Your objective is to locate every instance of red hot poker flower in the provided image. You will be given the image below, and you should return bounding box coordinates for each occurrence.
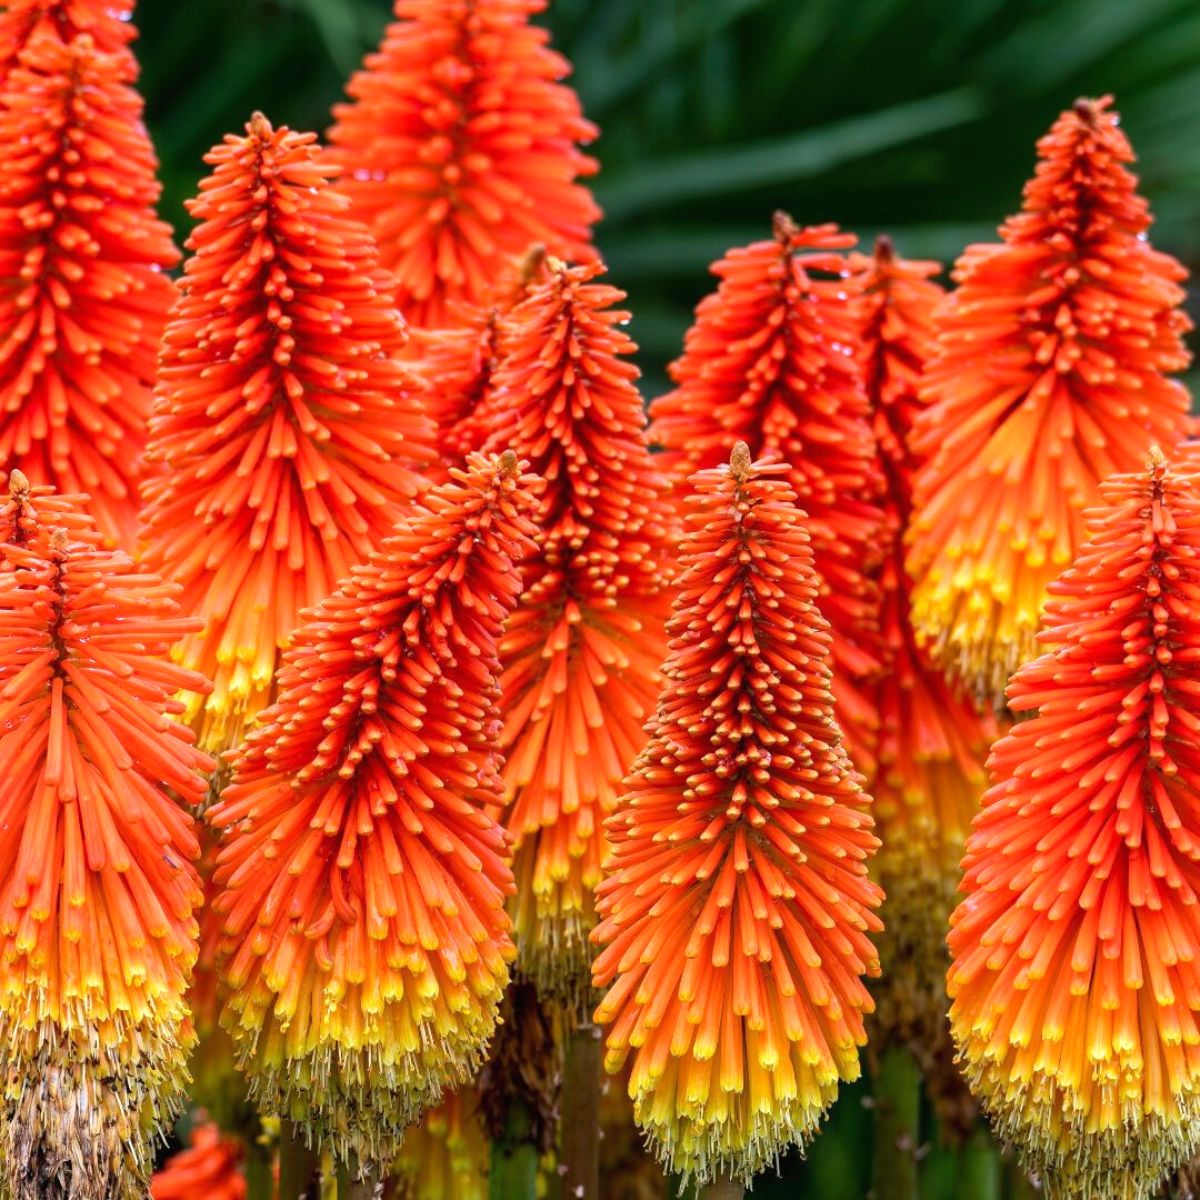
[0,511,211,1200]
[209,453,539,1170]
[907,96,1193,701]
[327,0,599,329]
[948,454,1200,1198]
[649,214,884,785]
[0,32,178,549]
[853,237,997,1070]
[140,114,435,752]
[0,0,136,84]
[593,445,883,1186]
[468,259,677,1010]
[150,1125,246,1200]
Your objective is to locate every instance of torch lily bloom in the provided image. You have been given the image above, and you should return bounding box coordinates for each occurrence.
[0,31,178,549]
[649,214,884,783]
[469,259,677,1011]
[854,237,996,1069]
[948,453,1200,1198]
[209,453,539,1169]
[151,1125,246,1200]
[392,1091,490,1200]
[0,494,211,1200]
[907,96,1193,701]
[0,0,137,84]
[140,113,435,752]
[327,0,599,329]
[592,445,883,1186]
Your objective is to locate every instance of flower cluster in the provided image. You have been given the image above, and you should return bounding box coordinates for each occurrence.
[208,453,539,1168]
[593,446,882,1185]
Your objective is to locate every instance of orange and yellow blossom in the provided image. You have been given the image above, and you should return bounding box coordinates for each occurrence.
[907,96,1193,701]
[592,446,882,1186]
[853,237,997,1059]
[150,1125,246,1200]
[140,114,435,752]
[467,259,676,1009]
[208,453,539,1168]
[648,214,884,784]
[0,30,178,549]
[948,454,1200,1198]
[327,0,598,329]
[0,487,211,1200]
[391,1091,490,1200]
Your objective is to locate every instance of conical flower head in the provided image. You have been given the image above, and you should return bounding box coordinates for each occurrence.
[392,1091,489,1200]
[0,31,178,549]
[947,454,1200,1199]
[327,0,599,328]
[592,446,883,1187]
[908,96,1193,701]
[209,453,539,1169]
[649,214,884,784]
[0,0,136,83]
[468,259,677,1010]
[140,113,436,752]
[150,1124,245,1200]
[0,502,211,1200]
[853,238,996,1073]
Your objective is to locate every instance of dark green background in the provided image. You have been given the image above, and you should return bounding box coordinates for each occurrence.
[137,0,1200,401]
[135,4,1199,1194]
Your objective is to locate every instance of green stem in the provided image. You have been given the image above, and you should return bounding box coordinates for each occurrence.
[488,1097,539,1200]
[244,1137,277,1200]
[278,1122,318,1200]
[871,1046,922,1200]
[698,1177,744,1200]
[559,1022,602,1200]
[956,1128,1000,1200]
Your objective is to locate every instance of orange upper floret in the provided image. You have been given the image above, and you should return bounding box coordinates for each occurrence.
[650,215,884,784]
[327,0,599,329]
[0,32,177,549]
[140,114,435,752]
[907,97,1193,701]
[465,259,677,1008]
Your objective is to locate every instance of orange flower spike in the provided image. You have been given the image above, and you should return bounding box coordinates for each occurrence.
[649,213,884,784]
[412,245,549,480]
[327,0,599,329]
[151,1125,246,1200]
[0,32,178,549]
[470,259,677,1009]
[947,453,1200,1198]
[592,444,883,1186]
[908,96,1193,701]
[141,113,436,752]
[0,0,137,84]
[0,516,211,1200]
[853,237,996,1051]
[392,1091,490,1200]
[209,452,540,1169]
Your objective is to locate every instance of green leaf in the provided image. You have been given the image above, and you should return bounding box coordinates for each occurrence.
[595,88,986,220]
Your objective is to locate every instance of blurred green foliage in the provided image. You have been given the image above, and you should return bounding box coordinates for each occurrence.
[135,1,1200,1194]
[139,0,1200,395]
